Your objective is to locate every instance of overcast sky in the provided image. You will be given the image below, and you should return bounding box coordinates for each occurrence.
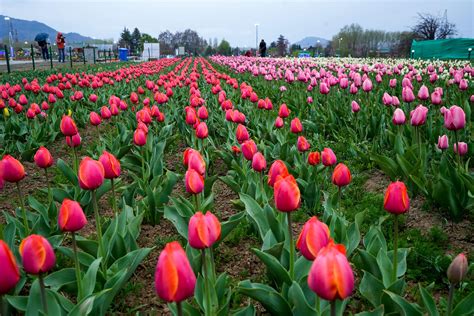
[2,0,473,46]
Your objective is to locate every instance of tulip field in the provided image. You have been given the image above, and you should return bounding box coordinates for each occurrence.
[0,56,473,315]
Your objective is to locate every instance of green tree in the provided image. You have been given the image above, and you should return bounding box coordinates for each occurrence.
[217,39,231,56]
[276,35,288,57]
[131,27,141,55]
[119,27,132,49]
[204,45,215,56]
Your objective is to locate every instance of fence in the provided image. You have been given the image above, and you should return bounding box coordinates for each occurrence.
[1,44,121,74]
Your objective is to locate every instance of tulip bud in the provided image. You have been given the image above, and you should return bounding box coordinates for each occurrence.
[188,211,221,249]
[78,157,105,190]
[410,105,428,126]
[332,163,352,187]
[392,108,406,125]
[20,234,56,274]
[290,118,303,134]
[308,152,321,165]
[241,140,258,161]
[443,105,466,131]
[351,101,360,113]
[278,104,290,118]
[447,253,468,284]
[275,117,284,128]
[267,160,289,187]
[58,199,87,232]
[321,148,337,166]
[296,217,330,260]
[236,124,250,144]
[155,241,196,302]
[308,242,354,301]
[437,135,449,150]
[297,136,310,152]
[384,181,409,214]
[0,240,20,294]
[274,174,300,212]
[60,115,78,136]
[34,146,53,169]
[453,142,468,156]
[133,128,147,146]
[195,122,208,139]
[252,152,267,172]
[99,151,121,179]
[185,168,204,194]
[89,111,102,126]
[66,133,82,148]
[1,155,25,182]
[417,85,429,100]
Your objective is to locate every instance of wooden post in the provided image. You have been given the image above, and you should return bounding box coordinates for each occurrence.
[49,45,53,69]
[4,45,11,73]
[31,44,36,70]
[69,47,73,67]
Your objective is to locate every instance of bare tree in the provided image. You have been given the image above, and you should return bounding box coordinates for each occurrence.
[411,12,457,40]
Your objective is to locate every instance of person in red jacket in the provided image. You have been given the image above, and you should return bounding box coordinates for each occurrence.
[56,32,66,62]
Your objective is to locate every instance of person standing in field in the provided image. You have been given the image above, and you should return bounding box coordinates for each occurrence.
[37,40,49,60]
[259,39,267,57]
[56,32,66,63]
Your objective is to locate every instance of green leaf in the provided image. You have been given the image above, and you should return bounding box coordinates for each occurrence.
[252,248,292,286]
[232,305,255,316]
[239,193,269,241]
[418,284,439,316]
[57,158,78,186]
[359,271,384,307]
[287,281,315,315]
[82,258,102,298]
[68,296,95,316]
[355,305,385,316]
[383,290,422,316]
[44,268,76,290]
[237,280,292,315]
[452,291,474,316]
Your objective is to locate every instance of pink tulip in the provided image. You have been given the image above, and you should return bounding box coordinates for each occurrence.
[410,105,428,126]
[351,101,360,113]
[443,106,466,131]
[392,108,406,125]
[382,92,392,106]
[453,142,468,156]
[362,78,373,92]
[417,85,429,100]
[437,135,449,150]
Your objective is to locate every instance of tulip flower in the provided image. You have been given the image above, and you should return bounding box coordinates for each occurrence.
[443,105,465,131]
[66,133,82,148]
[392,108,406,125]
[1,155,29,232]
[100,106,112,120]
[446,253,468,314]
[362,78,373,92]
[321,148,337,166]
[20,234,56,275]
[34,146,54,202]
[332,163,352,187]
[290,118,303,134]
[384,181,409,282]
[351,101,360,113]
[99,151,121,214]
[382,92,393,106]
[188,211,221,249]
[0,240,20,295]
[308,151,321,165]
[184,149,206,176]
[410,104,428,126]
[155,241,196,305]
[195,122,208,139]
[274,117,284,128]
[431,91,442,105]
[296,217,330,260]
[417,85,429,100]
[453,142,468,156]
[236,124,250,144]
[252,152,267,172]
[185,168,204,195]
[308,242,354,304]
[402,87,415,103]
[297,136,310,152]
[278,103,290,118]
[60,115,78,136]
[241,140,258,161]
[133,128,147,146]
[267,160,289,187]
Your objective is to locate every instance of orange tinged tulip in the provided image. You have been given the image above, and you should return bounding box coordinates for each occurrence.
[34,147,53,169]
[185,169,204,194]
[308,152,320,165]
[332,163,352,187]
[321,148,337,166]
[308,242,354,301]
[267,160,289,187]
[58,199,87,232]
[274,174,300,212]
[78,157,105,190]
[19,234,56,275]
[60,115,78,136]
[296,216,331,260]
[155,241,196,302]
[99,151,121,179]
[0,240,20,294]
[188,211,221,249]
[383,181,409,214]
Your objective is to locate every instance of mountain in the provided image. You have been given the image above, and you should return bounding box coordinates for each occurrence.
[0,15,94,43]
[293,36,329,48]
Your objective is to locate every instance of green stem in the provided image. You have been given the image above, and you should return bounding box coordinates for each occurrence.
[72,232,84,300]
[287,212,295,279]
[1,295,7,316]
[193,194,201,213]
[202,249,212,316]
[392,215,399,282]
[259,172,267,205]
[315,295,320,314]
[141,147,146,181]
[330,300,336,316]
[39,274,48,314]
[72,146,78,174]
[177,301,183,316]
[454,130,461,169]
[45,168,52,205]
[111,178,118,215]
[447,283,454,316]
[92,190,105,264]
[17,182,30,235]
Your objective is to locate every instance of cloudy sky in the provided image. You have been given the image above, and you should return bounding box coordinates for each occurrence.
[2,0,473,46]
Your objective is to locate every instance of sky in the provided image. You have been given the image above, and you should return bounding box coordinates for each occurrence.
[1,0,473,47]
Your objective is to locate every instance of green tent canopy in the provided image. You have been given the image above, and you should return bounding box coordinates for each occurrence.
[411,38,474,59]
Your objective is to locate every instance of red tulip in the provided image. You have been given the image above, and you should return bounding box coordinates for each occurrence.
[197,106,208,120]
[308,152,321,165]
[100,106,112,120]
[185,169,204,194]
[251,152,267,172]
[290,118,303,134]
[34,147,53,169]
[99,151,121,179]
[89,111,102,126]
[332,163,352,187]
[321,148,337,166]
[78,157,105,190]
[188,211,221,249]
[195,122,208,139]
[155,241,196,302]
[297,136,310,152]
[58,199,87,232]
[241,140,258,161]
[133,128,147,146]
[236,124,250,144]
[268,160,289,187]
[296,216,331,260]
[19,234,56,274]
[1,155,25,182]
[384,181,410,214]
[89,94,98,102]
[60,115,78,136]
[0,240,20,294]
[308,242,354,301]
[130,92,139,104]
[66,133,82,148]
[278,103,290,118]
[274,174,300,212]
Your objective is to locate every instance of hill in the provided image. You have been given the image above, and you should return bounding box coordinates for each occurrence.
[293,36,329,48]
[1,15,94,43]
